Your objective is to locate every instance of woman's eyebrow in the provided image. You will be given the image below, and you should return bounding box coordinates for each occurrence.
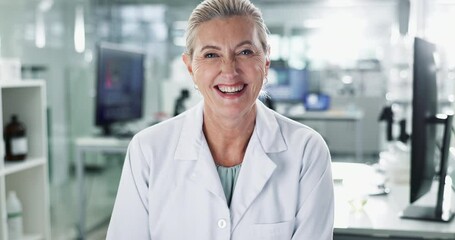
[199,40,256,52]
[200,45,221,52]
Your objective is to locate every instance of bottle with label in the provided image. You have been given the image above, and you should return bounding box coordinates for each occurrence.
[4,115,28,161]
[6,191,24,240]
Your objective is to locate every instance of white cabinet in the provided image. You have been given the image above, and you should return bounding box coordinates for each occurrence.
[0,80,50,240]
[325,96,384,156]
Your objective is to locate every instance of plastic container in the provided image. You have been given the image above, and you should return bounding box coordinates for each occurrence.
[6,191,24,240]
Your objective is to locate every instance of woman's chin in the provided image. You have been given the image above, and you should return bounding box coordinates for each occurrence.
[213,102,256,120]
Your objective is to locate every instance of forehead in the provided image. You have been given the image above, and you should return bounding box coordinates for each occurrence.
[193,16,260,50]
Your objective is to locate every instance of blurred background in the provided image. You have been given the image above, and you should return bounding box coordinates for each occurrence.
[1,0,455,239]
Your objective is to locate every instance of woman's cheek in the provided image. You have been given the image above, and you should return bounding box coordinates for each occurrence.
[193,60,219,75]
[192,60,203,74]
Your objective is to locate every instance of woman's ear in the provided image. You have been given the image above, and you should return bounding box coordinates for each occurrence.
[265,45,271,75]
[182,53,193,75]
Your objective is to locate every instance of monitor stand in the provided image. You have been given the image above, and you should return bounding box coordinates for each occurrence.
[401,114,454,222]
[99,124,134,139]
[401,193,454,222]
[100,124,113,136]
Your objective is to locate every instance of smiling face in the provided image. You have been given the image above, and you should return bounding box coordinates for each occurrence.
[183,16,270,121]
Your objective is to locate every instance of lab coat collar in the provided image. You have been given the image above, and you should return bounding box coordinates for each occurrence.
[173,102,227,199]
[174,101,205,161]
[174,100,287,160]
[255,100,287,153]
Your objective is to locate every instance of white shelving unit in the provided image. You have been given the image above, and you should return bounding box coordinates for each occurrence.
[0,80,50,240]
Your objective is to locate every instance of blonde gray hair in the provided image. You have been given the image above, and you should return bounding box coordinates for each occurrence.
[185,0,269,58]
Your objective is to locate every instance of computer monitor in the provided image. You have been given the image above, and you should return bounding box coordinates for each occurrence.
[95,43,145,135]
[400,37,454,222]
[265,67,308,102]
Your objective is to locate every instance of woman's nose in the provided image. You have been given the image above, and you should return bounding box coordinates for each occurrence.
[221,58,238,77]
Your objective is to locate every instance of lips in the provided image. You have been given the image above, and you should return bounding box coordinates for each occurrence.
[216,84,246,94]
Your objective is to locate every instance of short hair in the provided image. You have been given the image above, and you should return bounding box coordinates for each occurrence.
[185,0,269,58]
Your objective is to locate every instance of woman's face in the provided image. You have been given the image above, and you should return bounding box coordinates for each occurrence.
[183,16,270,120]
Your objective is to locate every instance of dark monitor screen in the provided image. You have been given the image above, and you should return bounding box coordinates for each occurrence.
[95,43,145,135]
[402,37,453,222]
[410,37,438,203]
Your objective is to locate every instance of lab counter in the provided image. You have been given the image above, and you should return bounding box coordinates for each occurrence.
[333,163,455,240]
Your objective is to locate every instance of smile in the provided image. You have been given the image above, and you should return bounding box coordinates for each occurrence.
[216,84,246,94]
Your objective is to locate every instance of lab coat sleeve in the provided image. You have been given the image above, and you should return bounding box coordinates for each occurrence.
[106,137,151,239]
[292,133,334,240]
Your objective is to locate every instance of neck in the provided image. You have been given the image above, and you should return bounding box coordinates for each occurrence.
[203,105,256,167]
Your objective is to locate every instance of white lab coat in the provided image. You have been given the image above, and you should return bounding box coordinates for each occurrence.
[107,100,334,240]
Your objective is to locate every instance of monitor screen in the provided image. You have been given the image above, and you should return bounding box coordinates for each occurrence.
[410,37,438,203]
[401,37,454,222]
[95,43,145,135]
[265,67,308,102]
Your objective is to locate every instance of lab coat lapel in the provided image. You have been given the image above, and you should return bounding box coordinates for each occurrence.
[230,101,287,231]
[230,134,276,231]
[190,136,227,202]
[174,101,226,202]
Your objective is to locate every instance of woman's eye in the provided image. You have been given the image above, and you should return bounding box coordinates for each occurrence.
[240,50,253,55]
[204,53,217,58]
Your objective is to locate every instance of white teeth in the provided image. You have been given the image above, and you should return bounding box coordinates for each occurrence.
[218,85,244,93]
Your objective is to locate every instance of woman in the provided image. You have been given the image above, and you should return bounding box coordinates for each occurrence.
[107,0,334,239]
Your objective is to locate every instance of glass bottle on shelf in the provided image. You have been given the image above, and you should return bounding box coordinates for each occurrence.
[3,115,28,161]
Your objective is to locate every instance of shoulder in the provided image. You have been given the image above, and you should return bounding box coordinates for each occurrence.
[124,109,196,174]
[265,109,331,171]
[255,102,328,154]
[127,108,192,157]
[135,113,186,142]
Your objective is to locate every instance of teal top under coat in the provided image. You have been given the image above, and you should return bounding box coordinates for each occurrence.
[216,164,242,207]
